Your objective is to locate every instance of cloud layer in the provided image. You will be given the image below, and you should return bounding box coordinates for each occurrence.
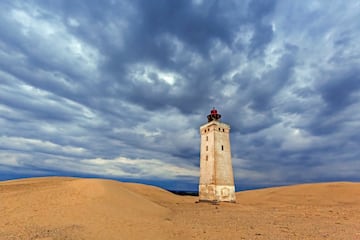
[1,0,360,190]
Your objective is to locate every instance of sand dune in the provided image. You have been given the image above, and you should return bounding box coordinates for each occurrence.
[1,177,360,240]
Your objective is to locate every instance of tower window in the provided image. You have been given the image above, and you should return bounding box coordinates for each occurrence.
[206,155,208,161]
[205,130,206,133]
[206,136,208,141]
[223,129,225,132]
[221,145,224,151]
[219,128,221,131]
[206,146,208,151]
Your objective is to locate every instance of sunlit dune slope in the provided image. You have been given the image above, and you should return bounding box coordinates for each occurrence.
[0,177,179,240]
[236,182,360,206]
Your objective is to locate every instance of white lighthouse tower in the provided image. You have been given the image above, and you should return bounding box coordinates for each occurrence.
[199,108,236,202]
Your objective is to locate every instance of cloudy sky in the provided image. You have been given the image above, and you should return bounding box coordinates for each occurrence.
[1,0,360,190]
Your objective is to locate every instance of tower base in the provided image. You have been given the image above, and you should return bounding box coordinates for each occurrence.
[199,184,236,203]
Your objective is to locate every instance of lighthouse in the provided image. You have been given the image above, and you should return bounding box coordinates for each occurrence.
[199,108,236,202]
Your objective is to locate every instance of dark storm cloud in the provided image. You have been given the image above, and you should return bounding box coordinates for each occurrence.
[1,0,360,189]
[22,0,278,117]
[132,0,233,57]
[100,0,241,113]
[247,0,276,56]
[319,69,360,114]
[49,0,278,114]
[249,53,295,111]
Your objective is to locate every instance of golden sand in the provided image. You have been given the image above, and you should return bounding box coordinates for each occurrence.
[1,177,359,239]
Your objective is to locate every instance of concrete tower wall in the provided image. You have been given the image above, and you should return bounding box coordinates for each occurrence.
[214,124,233,185]
[199,120,236,202]
[199,123,216,200]
[199,123,215,185]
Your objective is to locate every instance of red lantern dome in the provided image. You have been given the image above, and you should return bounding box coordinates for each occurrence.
[207,107,221,122]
